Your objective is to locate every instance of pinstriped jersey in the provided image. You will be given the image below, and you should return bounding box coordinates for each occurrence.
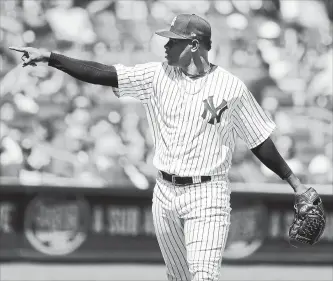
[112,62,276,177]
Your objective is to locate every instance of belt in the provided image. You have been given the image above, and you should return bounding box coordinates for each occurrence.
[159,170,211,185]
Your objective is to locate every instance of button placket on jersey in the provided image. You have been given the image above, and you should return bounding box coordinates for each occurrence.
[182,94,190,124]
[165,90,185,164]
[179,93,191,149]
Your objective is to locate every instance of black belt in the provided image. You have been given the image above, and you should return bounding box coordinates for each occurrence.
[159,170,211,185]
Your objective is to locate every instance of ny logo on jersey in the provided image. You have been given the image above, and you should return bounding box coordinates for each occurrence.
[201,96,228,124]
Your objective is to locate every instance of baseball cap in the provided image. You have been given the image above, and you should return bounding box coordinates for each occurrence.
[155,14,211,40]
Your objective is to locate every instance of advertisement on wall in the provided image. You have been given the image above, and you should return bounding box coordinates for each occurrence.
[24,195,90,256]
[0,184,332,263]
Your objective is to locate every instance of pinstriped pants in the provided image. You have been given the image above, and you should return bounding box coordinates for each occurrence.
[152,175,231,281]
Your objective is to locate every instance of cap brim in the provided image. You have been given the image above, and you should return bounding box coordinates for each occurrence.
[155,30,187,39]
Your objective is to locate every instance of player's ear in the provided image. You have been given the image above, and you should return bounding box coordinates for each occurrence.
[191,39,199,52]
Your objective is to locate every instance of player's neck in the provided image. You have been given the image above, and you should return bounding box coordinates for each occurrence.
[180,56,211,78]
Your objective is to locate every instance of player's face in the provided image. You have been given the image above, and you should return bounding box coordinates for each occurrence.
[164,38,192,66]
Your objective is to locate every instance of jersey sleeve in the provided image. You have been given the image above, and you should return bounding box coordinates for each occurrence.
[231,87,276,149]
[112,62,159,101]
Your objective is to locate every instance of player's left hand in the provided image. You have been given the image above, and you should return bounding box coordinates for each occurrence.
[289,187,326,247]
[293,182,309,195]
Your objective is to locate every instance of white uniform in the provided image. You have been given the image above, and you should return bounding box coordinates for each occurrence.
[113,62,275,281]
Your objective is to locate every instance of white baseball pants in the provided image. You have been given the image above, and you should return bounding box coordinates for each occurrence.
[152,175,231,281]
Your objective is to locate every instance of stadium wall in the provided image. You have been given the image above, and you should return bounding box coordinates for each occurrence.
[0,179,332,264]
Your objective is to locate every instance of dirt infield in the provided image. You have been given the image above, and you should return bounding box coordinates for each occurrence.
[0,263,332,281]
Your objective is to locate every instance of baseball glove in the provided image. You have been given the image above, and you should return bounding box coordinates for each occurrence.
[289,187,326,247]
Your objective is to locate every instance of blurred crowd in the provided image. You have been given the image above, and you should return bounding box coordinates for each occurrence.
[0,0,332,188]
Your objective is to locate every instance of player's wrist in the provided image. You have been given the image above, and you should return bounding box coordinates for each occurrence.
[284,173,307,194]
[41,50,51,62]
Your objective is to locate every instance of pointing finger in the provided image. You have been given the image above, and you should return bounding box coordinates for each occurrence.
[9,46,27,53]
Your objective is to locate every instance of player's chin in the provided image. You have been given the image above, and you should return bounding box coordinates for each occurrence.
[166,59,176,66]
[165,56,175,66]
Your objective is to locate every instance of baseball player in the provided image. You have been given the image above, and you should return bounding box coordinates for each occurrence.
[10,14,325,281]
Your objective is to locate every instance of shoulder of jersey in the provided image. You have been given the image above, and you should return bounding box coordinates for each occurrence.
[138,61,164,77]
[144,61,170,73]
[215,66,244,83]
[215,66,247,89]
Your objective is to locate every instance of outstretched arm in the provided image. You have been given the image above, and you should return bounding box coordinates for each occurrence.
[9,47,118,87]
[47,52,118,87]
[251,137,308,194]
